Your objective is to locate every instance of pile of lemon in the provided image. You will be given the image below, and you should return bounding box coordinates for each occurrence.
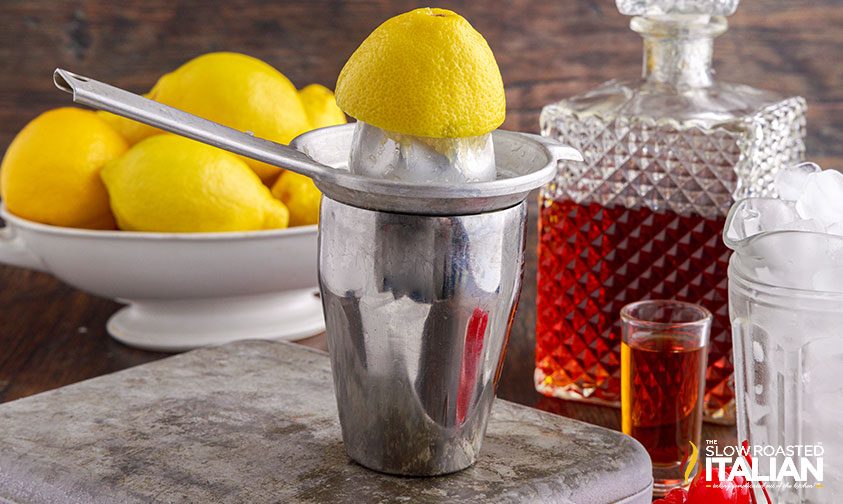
[0,52,345,232]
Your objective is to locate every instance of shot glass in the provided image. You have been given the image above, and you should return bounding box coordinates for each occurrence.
[620,299,711,496]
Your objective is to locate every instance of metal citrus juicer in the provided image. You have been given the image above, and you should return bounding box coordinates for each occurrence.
[53,69,582,476]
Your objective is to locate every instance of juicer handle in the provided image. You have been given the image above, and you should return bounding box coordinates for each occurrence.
[521,133,584,163]
[0,225,48,273]
[53,69,337,182]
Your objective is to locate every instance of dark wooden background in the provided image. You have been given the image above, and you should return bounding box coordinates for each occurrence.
[1,0,842,441]
[3,0,842,166]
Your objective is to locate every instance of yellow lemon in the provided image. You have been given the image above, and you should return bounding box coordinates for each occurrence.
[101,135,289,233]
[1,107,127,229]
[101,52,311,182]
[271,171,321,226]
[335,8,505,138]
[299,84,347,129]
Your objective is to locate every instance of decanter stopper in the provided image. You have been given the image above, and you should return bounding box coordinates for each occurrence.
[616,0,739,16]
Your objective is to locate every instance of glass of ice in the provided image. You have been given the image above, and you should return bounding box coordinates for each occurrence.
[725,163,843,503]
[728,248,842,503]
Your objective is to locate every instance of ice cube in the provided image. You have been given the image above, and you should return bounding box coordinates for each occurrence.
[774,162,821,201]
[795,169,843,229]
[348,122,496,184]
[724,199,758,244]
[759,201,800,230]
[724,198,799,244]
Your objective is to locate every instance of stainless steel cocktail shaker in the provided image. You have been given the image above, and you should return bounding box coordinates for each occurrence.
[293,126,579,475]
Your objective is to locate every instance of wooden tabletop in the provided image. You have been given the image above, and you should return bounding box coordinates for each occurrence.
[2,0,842,452]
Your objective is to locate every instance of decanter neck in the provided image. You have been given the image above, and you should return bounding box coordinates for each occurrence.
[631,15,727,89]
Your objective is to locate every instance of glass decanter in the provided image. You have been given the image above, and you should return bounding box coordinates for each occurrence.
[536,0,806,423]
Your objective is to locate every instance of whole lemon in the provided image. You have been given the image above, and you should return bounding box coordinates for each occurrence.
[271,171,321,226]
[335,8,505,138]
[101,135,289,233]
[1,107,127,229]
[101,52,312,182]
[298,84,347,129]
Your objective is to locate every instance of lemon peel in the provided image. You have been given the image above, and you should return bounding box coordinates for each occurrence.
[335,8,505,138]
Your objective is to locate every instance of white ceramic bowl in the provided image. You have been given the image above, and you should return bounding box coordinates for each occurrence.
[0,207,323,352]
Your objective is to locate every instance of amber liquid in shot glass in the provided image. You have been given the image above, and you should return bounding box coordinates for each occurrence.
[620,300,710,496]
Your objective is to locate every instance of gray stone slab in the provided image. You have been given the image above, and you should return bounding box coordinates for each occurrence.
[0,341,652,503]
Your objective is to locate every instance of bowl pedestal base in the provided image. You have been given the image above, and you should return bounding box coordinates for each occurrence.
[107,289,325,352]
